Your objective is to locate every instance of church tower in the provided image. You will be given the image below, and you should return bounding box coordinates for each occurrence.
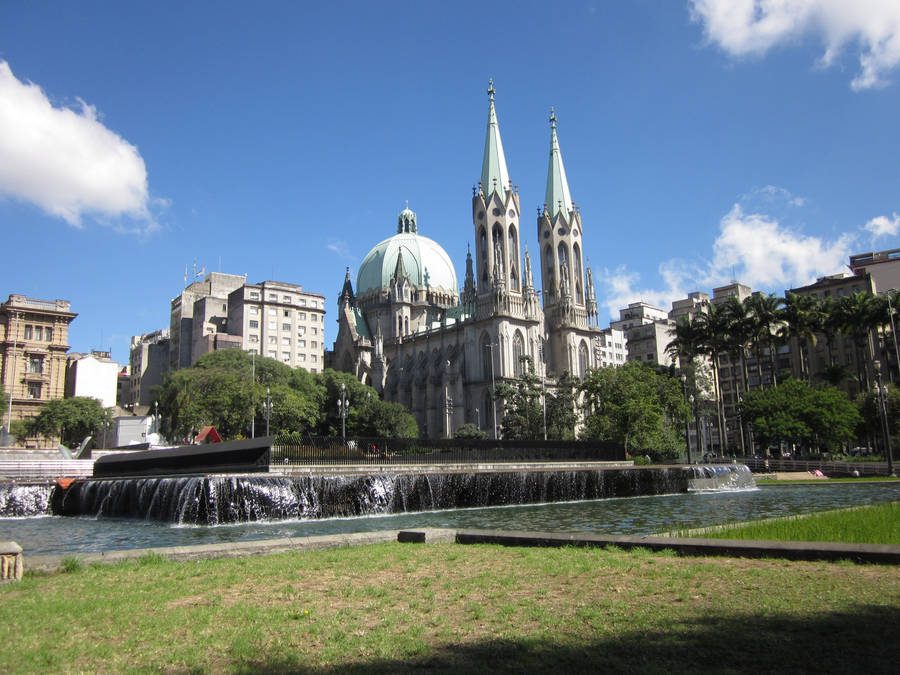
[538,109,598,377]
[472,79,525,317]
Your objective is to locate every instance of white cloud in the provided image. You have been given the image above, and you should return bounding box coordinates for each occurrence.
[0,60,160,232]
[690,0,900,90]
[600,195,866,319]
[327,239,354,260]
[864,213,900,238]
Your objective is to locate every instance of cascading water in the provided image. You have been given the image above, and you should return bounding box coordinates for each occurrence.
[36,465,754,526]
[0,483,53,517]
[687,464,756,492]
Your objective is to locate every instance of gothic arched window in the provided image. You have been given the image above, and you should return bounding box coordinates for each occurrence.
[513,331,525,376]
[578,341,589,377]
[481,332,493,381]
[573,243,584,304]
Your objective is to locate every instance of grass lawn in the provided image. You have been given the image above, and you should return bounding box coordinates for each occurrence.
[689,502,900,545]
[2,542,898,673]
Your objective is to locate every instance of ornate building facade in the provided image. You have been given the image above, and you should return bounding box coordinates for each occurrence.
[332,82,602,437]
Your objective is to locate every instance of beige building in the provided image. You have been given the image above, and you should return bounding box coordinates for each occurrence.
[126,329,170,409]
[65,350,120,408]
[0,294,77,433]
[228,281,326,371]
[849,249,900,293]
[168,274,326,373]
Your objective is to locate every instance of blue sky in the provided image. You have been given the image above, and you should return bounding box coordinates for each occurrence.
[1,1,899,364]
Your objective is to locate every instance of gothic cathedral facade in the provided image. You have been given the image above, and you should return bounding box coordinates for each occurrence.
[331,81,602,438]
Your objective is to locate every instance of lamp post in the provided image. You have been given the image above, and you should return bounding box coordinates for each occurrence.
[488,342,498,440]
[541,372,547,441]
[337,382,348,441]
[265,387,271,436]
[5,311,19,439]
[887,290,900,382]
[250,351,256,439]
[444,385,453,439]
[874,363,895,477]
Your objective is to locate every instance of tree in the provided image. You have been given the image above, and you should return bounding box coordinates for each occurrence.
[740,379,860,454]
[494,356,543,440]
[354,397,418,438]
[453,423,487,440]
[580,362,688,461]
[745,293,784,388]
[779,292,821,384]
[545,371,578,440]
[26,397,110,446]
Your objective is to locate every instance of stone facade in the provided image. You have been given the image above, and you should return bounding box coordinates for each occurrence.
[332,84,603,438]
[0,295,76,435]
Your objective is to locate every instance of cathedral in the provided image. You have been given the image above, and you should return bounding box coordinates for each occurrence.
[331,81,603,438]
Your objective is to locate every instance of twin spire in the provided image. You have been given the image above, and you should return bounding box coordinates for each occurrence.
[480,81,574,217]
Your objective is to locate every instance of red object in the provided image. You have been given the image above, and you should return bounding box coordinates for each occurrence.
[194,426,222,444]
[56,478,75,490]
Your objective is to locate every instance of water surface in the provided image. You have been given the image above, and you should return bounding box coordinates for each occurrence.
[2,482,897,557]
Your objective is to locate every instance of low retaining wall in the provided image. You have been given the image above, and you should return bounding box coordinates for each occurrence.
[0,541,23,582]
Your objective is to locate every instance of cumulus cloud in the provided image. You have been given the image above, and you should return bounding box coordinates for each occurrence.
[0,60,160,232]
[864,213,900,238]
[599,193,885,320]
[690,0,900,90]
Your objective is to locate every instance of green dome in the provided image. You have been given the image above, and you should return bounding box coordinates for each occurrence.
[357,212,458,296]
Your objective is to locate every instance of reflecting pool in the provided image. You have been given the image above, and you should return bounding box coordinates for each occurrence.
[2,482,897,557]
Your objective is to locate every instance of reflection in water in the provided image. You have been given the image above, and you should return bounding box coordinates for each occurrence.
[2,482,897,557]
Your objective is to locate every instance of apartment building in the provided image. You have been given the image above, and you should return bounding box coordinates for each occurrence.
[127,329,170,408]
[0,294,76,431]
[228,280,327,372]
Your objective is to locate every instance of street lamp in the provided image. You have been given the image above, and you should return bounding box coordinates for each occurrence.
[265,387,271,436]
[444,385,453,439]
[487,342,498,440]
[887,290,900,383]
[541,372,547,441]
[874,363,895,477]
[337,382,348,441]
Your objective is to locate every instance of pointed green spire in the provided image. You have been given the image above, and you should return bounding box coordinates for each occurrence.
[481,78,510,202]
[545,107,573,219]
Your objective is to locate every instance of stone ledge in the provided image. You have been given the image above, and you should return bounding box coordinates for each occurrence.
[453,529,900,565]
[0,541,24,582]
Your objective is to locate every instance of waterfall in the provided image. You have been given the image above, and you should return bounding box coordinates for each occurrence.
[39,465,742,525]
[687,464,756,492]
[0,483,53,517]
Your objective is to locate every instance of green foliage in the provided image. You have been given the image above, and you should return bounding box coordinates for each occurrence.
[354,397,418,438]
[580,362,688,460]
[740,379,861,452]
[26,397,109,446]
[494,357,544,440]
[8,420,28,443]
[60,556,83,573]
[545,371,578,440]
[453,423,487,440]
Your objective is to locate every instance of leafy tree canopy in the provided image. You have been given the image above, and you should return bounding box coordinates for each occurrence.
[27,397,110,446]
[740,379,861,452]
[580,362,688,460]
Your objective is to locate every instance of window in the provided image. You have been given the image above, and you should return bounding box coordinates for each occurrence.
[247,348,258,355]
[281,337,291,345]
[268,336,276,344]
[298,312,307,320]
[268,309,276,316]
[298,327,305,336]
[312,327,318,335]
[282,323,291,331]
[268,293,277,301]
[268,321,277,330]
[283,310,290,317]
[298,339,306,347]
[311,341,317,348]
[44,327,52,341]
[282,352,291,362]
[28,355,43,374]
[310,315,317,322]
[312,354,318,362]
[24,325,32,340]
[249,320,259,329]
[34,326,42,341]
[299,299,307,306]
[27,383,41,399]
[250,306,259,315]
[299,354,306,362]
[267,350,276,358]
[249,335,259,343]
[250,291,260,300]
[512,332,524,376]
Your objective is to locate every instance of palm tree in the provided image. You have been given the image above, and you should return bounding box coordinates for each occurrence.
[779,292,821,384]
[836,292,880,394]
[720,296,753,454]
[667,314,708,459]
[745,293,784,388]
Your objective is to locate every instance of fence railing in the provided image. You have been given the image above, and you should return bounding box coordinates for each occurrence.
[710,456,891,477]
[270,437,626,466]
[0,459,94,481]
